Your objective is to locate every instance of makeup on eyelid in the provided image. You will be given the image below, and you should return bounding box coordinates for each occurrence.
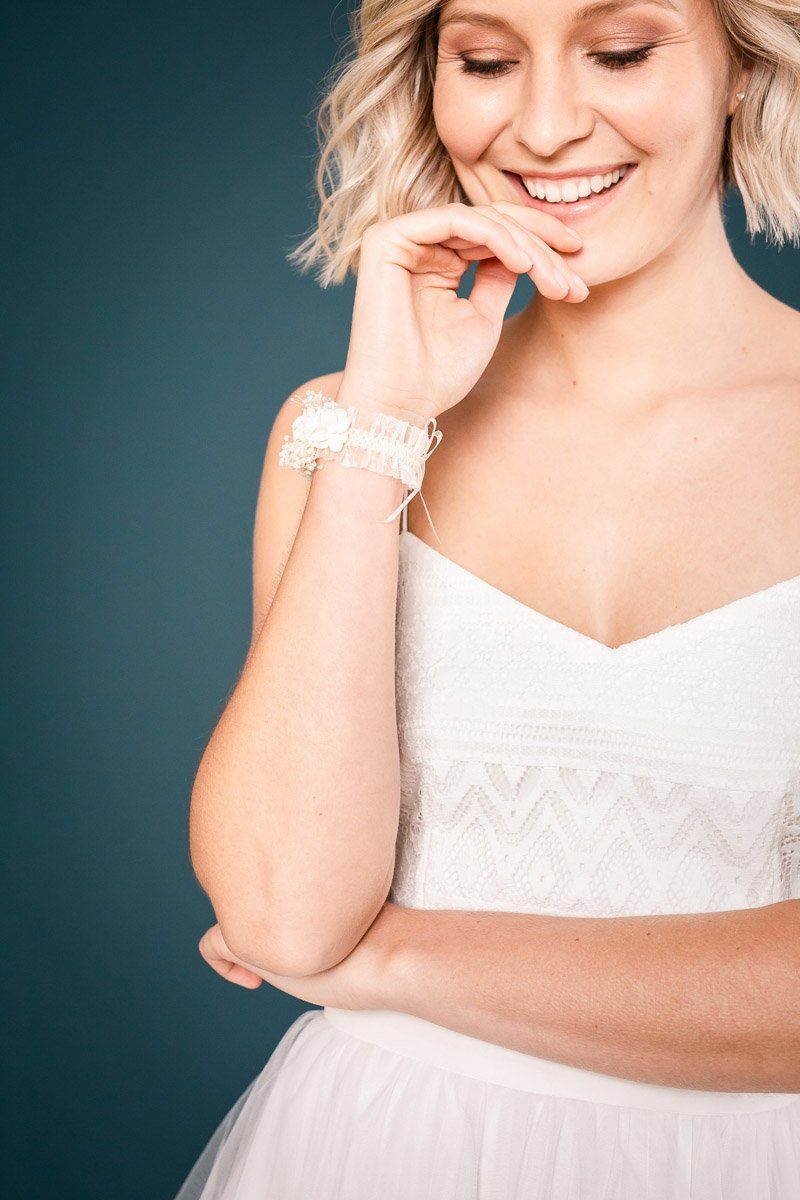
[456,45,657,76]
[443,22,668,53]
[438,4,675,62]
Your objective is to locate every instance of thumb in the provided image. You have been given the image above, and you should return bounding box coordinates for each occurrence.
[466,255,520,326]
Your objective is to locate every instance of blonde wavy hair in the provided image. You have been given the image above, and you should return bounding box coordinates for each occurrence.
[286,0,800,287]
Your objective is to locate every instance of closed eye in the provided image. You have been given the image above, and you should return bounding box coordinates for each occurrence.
[458,57,515,77]
[590,45,655,69]
[458,45,655,76]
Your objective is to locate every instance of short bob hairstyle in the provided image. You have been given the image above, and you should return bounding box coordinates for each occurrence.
[286,0,800,287]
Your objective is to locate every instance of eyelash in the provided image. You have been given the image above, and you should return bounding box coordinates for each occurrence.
[459,46,655,76]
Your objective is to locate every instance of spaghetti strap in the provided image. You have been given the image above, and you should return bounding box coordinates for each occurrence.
[400,488,408,534]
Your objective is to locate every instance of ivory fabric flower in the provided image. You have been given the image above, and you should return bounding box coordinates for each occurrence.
[291,401,352,452]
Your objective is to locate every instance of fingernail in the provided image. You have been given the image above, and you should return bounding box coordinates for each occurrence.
[572,276,589,297]
[551,268,570,292]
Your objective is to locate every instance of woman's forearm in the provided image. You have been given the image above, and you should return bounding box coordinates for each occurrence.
[384,900,800,1092]
[190,378,426,977]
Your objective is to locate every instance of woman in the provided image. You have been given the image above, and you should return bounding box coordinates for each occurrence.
[175,0,800,1195]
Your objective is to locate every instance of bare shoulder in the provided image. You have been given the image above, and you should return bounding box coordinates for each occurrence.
[251,369,346,644]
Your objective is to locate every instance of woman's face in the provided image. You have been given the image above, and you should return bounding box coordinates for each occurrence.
[433,0,747,280]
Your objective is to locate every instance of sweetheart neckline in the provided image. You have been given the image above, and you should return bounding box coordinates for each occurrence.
[399,530,800,654]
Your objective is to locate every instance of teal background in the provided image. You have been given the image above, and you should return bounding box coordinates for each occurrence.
[5,3,798,1197]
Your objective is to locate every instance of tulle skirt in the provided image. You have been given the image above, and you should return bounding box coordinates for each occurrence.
[173,1005,800,1199]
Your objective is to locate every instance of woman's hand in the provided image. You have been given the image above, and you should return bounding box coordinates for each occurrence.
[197,923,266,990]
[339,199,588,423]
[198,901,408,1010]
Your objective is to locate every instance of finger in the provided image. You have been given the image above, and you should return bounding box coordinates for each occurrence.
[380,204,540,280]
[474,206,588,301]
[213,958,264,989]
[441,228,578,301]
[437,237,507,259]
[198,923,230,962]
[467,255,520,327]
[488,200,585,252]
[198,931,263,989]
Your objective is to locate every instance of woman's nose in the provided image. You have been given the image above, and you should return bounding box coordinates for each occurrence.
[511,62,597,159]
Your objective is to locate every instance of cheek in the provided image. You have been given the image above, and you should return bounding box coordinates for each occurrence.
[599,67,673,155]
[433,76,510,164]
[604,64,718,172]
[642,89,724,181]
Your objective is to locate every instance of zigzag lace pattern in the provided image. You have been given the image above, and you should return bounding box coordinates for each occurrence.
[391,532,800,917]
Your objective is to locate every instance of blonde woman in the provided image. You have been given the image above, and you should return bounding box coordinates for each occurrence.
[175,0,800,1195]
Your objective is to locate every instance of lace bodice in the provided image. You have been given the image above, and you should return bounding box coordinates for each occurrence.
[389,530,800,917]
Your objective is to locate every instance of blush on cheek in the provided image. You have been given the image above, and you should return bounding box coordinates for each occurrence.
[638,87,717,179]
[616,56,717,160]
[604,96,667,171]
[433,85,508,170]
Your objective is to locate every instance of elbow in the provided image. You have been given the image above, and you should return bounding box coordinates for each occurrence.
[218,907,364,979]
[220,868,396,979]
[189,771,397,976]
[217,907,325,978]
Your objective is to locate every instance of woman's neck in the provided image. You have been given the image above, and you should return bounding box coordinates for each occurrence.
[506,206,767,416]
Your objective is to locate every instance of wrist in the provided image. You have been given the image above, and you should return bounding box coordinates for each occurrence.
[336,377,434,429]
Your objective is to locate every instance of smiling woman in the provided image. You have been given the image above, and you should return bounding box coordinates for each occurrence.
[174,0,800,1197]
[285,0,800,286]
[429,0,780,270]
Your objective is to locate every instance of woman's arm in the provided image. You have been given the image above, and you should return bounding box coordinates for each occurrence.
[383,900,800,1092]
[189,372,427,979]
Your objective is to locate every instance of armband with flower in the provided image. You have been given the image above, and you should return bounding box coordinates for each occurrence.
[278,388,443,539]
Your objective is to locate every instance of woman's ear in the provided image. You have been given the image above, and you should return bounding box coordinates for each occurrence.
[728,56,754,116]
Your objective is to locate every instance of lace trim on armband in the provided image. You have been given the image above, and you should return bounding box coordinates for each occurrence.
[277,388,443,541]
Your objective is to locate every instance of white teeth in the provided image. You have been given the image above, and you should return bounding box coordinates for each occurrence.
[522,165,628,203]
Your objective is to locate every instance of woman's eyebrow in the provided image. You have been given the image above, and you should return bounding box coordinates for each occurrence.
[439,0,680,32]
[574,0,680,19]
[437,9,517,30]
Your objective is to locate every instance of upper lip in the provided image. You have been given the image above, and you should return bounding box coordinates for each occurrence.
[505,163,634,180]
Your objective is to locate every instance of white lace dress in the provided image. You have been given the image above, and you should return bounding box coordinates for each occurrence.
[174,516,800,1200]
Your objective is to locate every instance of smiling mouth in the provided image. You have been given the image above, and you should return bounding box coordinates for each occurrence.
[502,164,638,219]
[518,164,632,200]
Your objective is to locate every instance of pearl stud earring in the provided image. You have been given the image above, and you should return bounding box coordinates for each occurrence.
[735,92,746,101]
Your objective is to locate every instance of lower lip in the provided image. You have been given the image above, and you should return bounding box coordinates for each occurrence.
[503,164,637,220]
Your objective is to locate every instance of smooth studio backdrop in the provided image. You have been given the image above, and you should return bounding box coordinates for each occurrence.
[6,3,799,1197]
